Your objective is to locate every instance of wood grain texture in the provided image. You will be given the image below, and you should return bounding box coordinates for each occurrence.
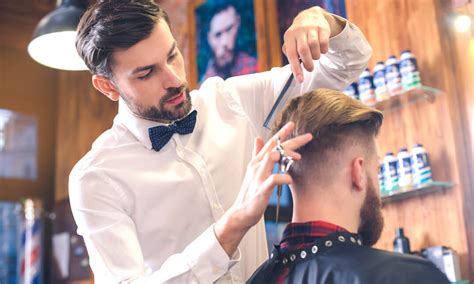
[54,71,117,202]
[0,45,57,211]
[346,0,472,279]
[448,1,474,280]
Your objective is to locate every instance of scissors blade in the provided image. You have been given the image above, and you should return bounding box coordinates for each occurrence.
[263,72,296,129]
[275,185,282,223]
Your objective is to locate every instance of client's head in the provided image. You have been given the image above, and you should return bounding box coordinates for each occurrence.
[274,88,384,246]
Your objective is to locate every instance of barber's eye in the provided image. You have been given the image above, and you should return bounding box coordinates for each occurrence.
[138,70,153,80]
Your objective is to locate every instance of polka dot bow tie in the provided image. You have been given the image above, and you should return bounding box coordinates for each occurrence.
[148,110,197,152]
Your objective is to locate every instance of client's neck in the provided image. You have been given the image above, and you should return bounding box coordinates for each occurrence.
[291,183,360,234]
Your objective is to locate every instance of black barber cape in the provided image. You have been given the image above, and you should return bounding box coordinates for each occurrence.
[247,232,450,284]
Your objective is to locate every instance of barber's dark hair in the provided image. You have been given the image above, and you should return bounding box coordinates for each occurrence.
[76,0,170,78]
[273,88,384,186]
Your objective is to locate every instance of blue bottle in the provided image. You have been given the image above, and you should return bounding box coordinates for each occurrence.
[373,61,389,102]
[400,49,422,90]
[411,144,432,186]
[383,152,399,192]
[385,55,403,96]
[397,148,413,188]
[357,68,376,105]
[343,82,359,100]
[378,162,386,194]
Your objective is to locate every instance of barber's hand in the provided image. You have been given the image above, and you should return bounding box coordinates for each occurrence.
[214,122,313,256]
[282,6,344,83]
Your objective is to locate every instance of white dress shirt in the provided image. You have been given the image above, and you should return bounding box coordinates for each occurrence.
[69,19,371,284]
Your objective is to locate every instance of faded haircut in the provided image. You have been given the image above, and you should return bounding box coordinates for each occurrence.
[273,88,384,186]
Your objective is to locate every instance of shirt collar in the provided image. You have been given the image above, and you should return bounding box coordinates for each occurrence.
[117,98,166,150]
[280,220,350,250]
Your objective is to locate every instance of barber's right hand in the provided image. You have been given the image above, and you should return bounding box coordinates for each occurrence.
[214,122,313,256]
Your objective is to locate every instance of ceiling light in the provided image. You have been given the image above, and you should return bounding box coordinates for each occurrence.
[27,0,87,71]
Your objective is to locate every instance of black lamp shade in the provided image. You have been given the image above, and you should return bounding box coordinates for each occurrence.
[28,0,87,71]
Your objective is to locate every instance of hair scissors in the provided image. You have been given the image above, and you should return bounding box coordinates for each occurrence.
[275,136,294,223]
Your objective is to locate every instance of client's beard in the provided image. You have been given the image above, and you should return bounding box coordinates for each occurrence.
[358,177,384,246]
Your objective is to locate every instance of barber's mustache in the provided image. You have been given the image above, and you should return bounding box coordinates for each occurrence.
[162,85,187,101]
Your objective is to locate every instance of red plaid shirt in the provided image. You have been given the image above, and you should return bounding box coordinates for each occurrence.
[275,221,350,284]
[201,51,258,82]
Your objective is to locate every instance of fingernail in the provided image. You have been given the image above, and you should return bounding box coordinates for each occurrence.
[297,75,304,83]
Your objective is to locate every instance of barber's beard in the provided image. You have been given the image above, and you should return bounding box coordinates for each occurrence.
[358,177,384,246]
[121,85,192,122]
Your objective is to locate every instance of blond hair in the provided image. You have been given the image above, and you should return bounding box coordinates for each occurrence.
[273,88,383,186]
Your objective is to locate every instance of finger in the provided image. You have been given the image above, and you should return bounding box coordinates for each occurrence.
[255,122,295,161]
[281,133,313,151]
[282,149,302,160]
[252,137,265,157]
[284,32,303,83]
[259,174,293,200]
[318,27,330,54]
[282,43,287,56]
[296,34,314,72]
[256,150,283,183]
[307,29,321,60]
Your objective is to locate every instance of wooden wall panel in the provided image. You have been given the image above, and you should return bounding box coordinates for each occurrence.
[449,2,474,279]
[0,46,57,211]
[54,72,117,202]
[346,0,471,279]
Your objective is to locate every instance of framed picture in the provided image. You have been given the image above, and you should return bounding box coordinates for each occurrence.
[190,0,269,86]
[275,0,347,65]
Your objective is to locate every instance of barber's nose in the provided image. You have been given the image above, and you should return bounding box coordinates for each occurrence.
[162,65,182,89]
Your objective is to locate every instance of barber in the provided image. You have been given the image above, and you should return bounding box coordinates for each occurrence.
[69,0,372,282]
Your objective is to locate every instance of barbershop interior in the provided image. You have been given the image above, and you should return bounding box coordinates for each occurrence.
[0,0,473,283]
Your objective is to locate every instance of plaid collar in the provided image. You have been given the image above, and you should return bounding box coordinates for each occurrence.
[280,220,350,250]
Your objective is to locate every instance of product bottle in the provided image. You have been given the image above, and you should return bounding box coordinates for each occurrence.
[400,49,422,90]
[393,227,411,254]
[357,68,376,105]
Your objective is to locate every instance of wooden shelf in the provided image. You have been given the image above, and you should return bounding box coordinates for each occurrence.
[371,85,443,112]
[381,181,454,204]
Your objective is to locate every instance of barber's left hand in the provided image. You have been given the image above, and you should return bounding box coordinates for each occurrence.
[282,6,343,83]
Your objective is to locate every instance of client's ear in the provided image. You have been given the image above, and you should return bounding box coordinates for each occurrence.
[351,157,365,192]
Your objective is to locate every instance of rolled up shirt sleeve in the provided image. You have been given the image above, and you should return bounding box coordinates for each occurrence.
[69,169,239,284]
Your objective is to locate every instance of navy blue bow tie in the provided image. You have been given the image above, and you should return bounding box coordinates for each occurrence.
[148,110,197,152]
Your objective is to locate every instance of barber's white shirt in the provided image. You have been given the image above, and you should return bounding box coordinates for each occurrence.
[69,20,371,284]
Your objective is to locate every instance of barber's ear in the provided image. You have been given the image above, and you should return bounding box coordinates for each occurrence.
[351,157,365,192]
[92,75,121,101]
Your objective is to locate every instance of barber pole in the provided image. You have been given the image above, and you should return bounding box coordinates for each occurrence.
[19,199,43,284]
